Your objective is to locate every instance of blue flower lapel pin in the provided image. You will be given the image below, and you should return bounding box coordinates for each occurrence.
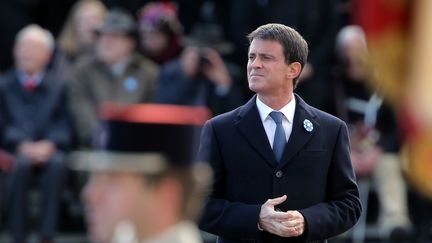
[303,119,314,132]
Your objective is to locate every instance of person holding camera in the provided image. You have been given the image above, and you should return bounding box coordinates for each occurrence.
[154,23,245,116]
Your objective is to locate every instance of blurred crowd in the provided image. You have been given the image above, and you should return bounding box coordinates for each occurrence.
[0,0,430,242]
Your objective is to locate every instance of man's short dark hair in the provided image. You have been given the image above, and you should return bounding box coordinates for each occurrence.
[247,23,309,88]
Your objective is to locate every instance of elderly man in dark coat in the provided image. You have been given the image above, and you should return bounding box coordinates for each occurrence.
[0,24,71,243]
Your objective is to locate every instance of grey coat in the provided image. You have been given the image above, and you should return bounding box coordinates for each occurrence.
[68,53,158,147]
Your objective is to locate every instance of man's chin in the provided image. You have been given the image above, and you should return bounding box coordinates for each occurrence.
[248,82,262,93]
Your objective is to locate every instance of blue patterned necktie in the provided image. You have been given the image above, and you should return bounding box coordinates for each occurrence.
[269,111,286,162]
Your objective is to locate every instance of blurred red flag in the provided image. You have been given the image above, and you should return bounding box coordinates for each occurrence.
[354,0,432,199]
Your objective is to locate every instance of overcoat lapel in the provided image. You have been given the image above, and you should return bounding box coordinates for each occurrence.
[234,96,278,168]
[278,94,320,169]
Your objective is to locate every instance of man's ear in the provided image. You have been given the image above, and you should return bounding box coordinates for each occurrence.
[287,62,302,80]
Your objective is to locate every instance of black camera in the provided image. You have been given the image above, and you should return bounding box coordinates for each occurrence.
[197,49,211,70]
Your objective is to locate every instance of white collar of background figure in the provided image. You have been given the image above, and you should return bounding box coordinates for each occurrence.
[15,68,45,87]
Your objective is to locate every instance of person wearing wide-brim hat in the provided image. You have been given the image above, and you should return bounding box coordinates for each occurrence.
[69,103,212,243]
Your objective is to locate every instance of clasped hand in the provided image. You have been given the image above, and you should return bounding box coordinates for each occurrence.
[258,195,305,237]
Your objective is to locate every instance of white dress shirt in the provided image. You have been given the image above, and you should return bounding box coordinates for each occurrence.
[256,95,296,148]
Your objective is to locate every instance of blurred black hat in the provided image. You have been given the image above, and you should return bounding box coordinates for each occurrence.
[182,23,234,55]
[96,8,137,37]
[70,103,211,174]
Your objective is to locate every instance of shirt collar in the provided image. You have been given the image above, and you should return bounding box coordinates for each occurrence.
[16,69,45,86]
[110,56,132,77]
[256,94,296,123]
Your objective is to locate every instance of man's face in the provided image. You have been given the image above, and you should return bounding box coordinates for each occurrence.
[95,33,135,65]
[247,39,292,96]
[14,35,51,75]
[82,171,153,243]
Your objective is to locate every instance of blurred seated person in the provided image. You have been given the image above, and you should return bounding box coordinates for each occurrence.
[333,25,411,239]
[70,104,212,242]
[68,8,159,148]
[138,1,183,65]
[58,0,107,62]
[0,24,71,243]
[154,23,245,116]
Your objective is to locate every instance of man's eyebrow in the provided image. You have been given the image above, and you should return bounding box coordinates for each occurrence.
[256,52,275,58]
[249,51,274,56]
[260,53,274,57]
